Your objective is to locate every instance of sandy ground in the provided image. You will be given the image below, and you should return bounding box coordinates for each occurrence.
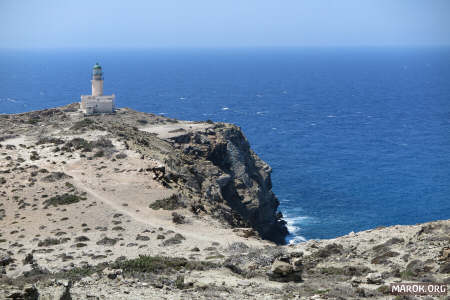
[0,121,270,280]
[140,122,212,140]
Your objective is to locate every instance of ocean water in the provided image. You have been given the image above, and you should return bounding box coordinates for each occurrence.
[1,47,449,242]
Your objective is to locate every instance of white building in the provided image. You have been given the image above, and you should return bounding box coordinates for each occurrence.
[80,63,115,115]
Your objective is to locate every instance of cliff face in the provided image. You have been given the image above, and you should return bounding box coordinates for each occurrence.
[98,112,289,244]
[167,123,289,244]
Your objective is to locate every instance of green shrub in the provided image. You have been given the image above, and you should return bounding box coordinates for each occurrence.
[371,251,399,264]
[54,264,108,281]
[63,138,93,152]
[36,137,64,145]
[112,255,215,274]
[65,182,75,189]
[27,117,40,124]
[70,118,94,130]
[94,150,104,157]
[149,194,185,210]
[206,254,225,260]
[175,275,185,289]
[115,153,127,159]
[38,237,63,247]
[30,151,40,161]
[62,137,113,153]
[43,193,85,207]
[92,137,113,148]
[377,285,391,295]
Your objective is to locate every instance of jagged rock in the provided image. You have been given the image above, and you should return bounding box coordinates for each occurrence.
[171,212,186,224]
[232,228,256,238]
[5,285,39,300]
[216,174,231,188]
[351,276,362,284]
[366,272,383,284]
[439,247,450,261]
[6,291,23,299]
[267,259,302,282]
[0,254,14,266]
[271,260,293,274]
[440,262,450,274]
[23,285,39,300]
[103,267,123,279]
[23,263,49,277]
[23,253,34,265]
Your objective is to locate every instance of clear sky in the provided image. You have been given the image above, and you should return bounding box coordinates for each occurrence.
[1,0,449,49]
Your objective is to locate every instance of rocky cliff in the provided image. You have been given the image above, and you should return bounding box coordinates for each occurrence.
[0,103,287,244]
[88,106,288,244]
[1,104,447,300]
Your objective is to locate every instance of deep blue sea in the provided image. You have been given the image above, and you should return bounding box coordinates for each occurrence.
[1,48,449,243]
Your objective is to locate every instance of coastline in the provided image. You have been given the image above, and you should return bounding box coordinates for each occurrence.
[0,104,448,299]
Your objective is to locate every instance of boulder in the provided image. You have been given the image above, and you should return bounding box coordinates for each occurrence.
[232,228,256,238]
[439,247,450,262]
[103,267,123,279]
[267,259,302,282]
[366,272,383,284]
[272,260,293,274]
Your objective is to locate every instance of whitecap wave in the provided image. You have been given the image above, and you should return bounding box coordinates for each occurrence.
[283,214,312,244]
[289,235,307,244]
[0,98,18,103]
[221,107,229,111]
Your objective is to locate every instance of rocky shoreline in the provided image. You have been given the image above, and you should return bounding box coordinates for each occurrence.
[0,104,448,299]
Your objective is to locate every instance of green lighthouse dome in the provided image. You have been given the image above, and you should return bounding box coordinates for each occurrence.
[93,62,102,69]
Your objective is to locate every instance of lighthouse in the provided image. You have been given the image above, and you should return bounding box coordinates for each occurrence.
[91,63,104,96]
[80,63,115,115]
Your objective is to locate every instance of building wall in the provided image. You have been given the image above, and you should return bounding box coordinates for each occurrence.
[94,98,114,113]
[92,80,104,96]
[80,95,115,114]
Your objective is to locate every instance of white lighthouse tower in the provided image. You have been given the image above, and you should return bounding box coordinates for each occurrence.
[91,63,104,96]
[80,63,115,115]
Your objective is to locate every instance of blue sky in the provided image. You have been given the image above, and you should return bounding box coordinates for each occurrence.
[1,0,449,48]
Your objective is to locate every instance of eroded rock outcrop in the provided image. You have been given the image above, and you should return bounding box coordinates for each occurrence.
[95,110,288,244]
[0,104,288,244]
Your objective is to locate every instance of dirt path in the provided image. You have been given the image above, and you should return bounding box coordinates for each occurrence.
[63,160,267,249]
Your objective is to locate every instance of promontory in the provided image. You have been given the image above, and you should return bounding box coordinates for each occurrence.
[0,104,448,299]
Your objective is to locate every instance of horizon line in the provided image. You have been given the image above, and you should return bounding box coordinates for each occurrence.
[1,44,450,51]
